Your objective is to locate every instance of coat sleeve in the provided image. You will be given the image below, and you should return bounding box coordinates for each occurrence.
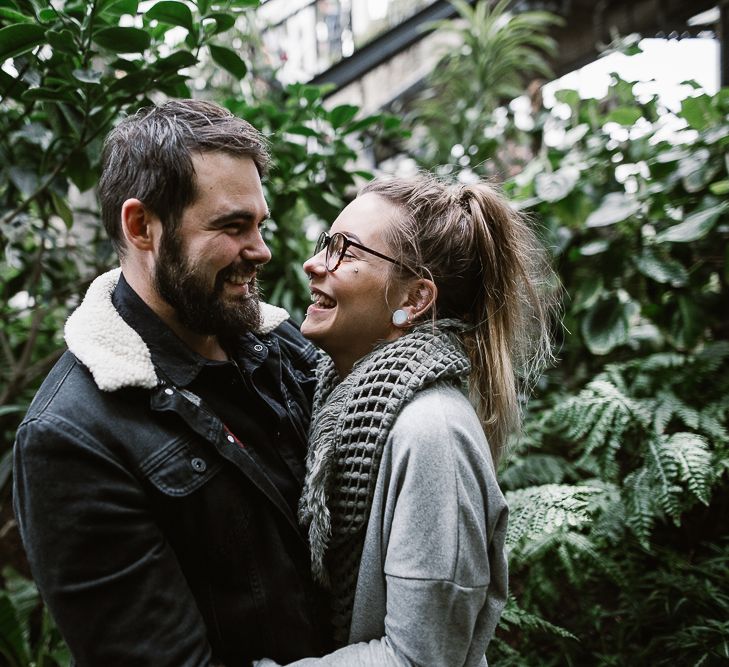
[268,388,508,667]
[13,415,214,667]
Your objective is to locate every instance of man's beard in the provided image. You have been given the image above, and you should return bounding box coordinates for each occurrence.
[153,232,262,340]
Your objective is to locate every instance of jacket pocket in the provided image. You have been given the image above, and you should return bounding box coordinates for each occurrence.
[140,437,223,497]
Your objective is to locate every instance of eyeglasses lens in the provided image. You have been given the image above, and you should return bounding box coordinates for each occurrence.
[326,233,345,271]
[314,232,328,256]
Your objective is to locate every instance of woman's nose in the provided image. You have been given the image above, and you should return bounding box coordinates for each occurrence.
[303,249,326,276]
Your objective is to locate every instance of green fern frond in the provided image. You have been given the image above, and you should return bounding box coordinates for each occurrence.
[664,432,713,505]
[498,594,578,640]
[500,454,572,490]
[504,484,598,552]
[553,377,646,477]
[653,390,687,433]
[647,435,683,521]
[623,468,656,547]
[694,340,729,371]
[698,412,729,443]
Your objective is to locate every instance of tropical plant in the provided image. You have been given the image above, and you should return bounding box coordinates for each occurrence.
[410,0,562,172]
[481,64,729,665]
[0,567,70,667]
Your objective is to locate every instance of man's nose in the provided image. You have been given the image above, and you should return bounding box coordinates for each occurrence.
[243,228,272,265]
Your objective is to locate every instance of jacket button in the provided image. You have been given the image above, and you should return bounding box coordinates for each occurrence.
[191,457,207,473]
[253,344,264,352]
[164,388,174,396]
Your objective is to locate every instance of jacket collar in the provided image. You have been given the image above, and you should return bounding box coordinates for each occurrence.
[64,268,290,392]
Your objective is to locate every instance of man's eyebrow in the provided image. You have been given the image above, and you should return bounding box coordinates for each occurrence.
[210,210,270,225]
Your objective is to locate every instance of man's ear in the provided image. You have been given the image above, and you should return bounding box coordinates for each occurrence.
[121,198,157,251]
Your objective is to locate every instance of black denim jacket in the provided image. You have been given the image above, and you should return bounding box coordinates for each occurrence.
[13,271,326,666]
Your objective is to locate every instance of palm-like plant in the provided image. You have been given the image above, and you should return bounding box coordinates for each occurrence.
[413,0,562,170]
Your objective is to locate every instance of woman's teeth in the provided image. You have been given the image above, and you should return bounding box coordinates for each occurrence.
[312,292,336,308]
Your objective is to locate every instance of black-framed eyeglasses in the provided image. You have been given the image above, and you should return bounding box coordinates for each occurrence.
[314,231,408,273]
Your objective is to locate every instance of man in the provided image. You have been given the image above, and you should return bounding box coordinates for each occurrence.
[13,100,326,666]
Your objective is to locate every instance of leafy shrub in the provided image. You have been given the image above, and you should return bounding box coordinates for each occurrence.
[484,71,729,665]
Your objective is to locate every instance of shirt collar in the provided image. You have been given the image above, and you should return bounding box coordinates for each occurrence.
[112,273,268,387]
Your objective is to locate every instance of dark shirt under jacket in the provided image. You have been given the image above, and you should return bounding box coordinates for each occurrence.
[113,276,304,514]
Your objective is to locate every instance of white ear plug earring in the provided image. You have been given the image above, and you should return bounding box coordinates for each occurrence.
[392,309,408,326]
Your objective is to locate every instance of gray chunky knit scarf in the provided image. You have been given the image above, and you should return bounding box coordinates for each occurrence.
[299,320,471,644]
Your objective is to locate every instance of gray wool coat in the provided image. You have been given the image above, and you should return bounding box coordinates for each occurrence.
[260,383,509,666]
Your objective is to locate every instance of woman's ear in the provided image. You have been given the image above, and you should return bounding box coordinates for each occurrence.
[121,198,157,251]
[395,278,437,326]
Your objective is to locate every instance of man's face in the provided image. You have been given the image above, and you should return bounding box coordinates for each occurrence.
[153,152,271,340]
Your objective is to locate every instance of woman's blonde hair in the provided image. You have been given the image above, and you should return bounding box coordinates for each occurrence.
[361,173,559,466]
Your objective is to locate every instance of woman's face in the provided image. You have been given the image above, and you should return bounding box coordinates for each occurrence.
[301,193,408,376]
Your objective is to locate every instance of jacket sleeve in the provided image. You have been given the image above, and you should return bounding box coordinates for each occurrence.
[13,415,214,667]
[267,388,508,667]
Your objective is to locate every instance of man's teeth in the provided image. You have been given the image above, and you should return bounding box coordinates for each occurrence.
[227,274,251,285]
[311,292,336,308]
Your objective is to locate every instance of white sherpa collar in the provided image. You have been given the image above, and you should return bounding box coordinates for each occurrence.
[64,268,290,392]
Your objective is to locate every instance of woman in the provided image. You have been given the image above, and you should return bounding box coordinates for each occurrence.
[261,173,556,666]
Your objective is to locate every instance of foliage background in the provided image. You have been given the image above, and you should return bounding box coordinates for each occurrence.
[1,1,727,665]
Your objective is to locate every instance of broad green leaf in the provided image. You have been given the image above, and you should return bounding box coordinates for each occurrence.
[228,0,259,6]
[209,44,247,79]
[0,23,46,61]
[342,114,383,135]
[92,26,151,53]
[585,192,640,227]
[581,293,631,355]
[197,0,210,14]
[605,107,642,126]
[38,7,56,21]
[680,94,717,131]
[67,149,95,192]
[8,167,39,196]
[655,202,728,243]
[535,166,579,203]
[51,190,73,228]
[203,12,236,34]
[0,6,32,21]
[654,147,689,164]
[99,0,139,12]
[107,69,150,94]
[156,50,198,70]
[285,125,319,138]
[299,85,322,104]
[572,273,603,312]
[669,295,704,350]
[329,104,358,128]
[147,0,194,32]
[634,249,688,286]
[554,88,579,108]
[72,68,103,84]
[579,240,609,256]
[21,86,78,103]
[677,148,717,193]
[709,180,729,195]
[47,28,77,54]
